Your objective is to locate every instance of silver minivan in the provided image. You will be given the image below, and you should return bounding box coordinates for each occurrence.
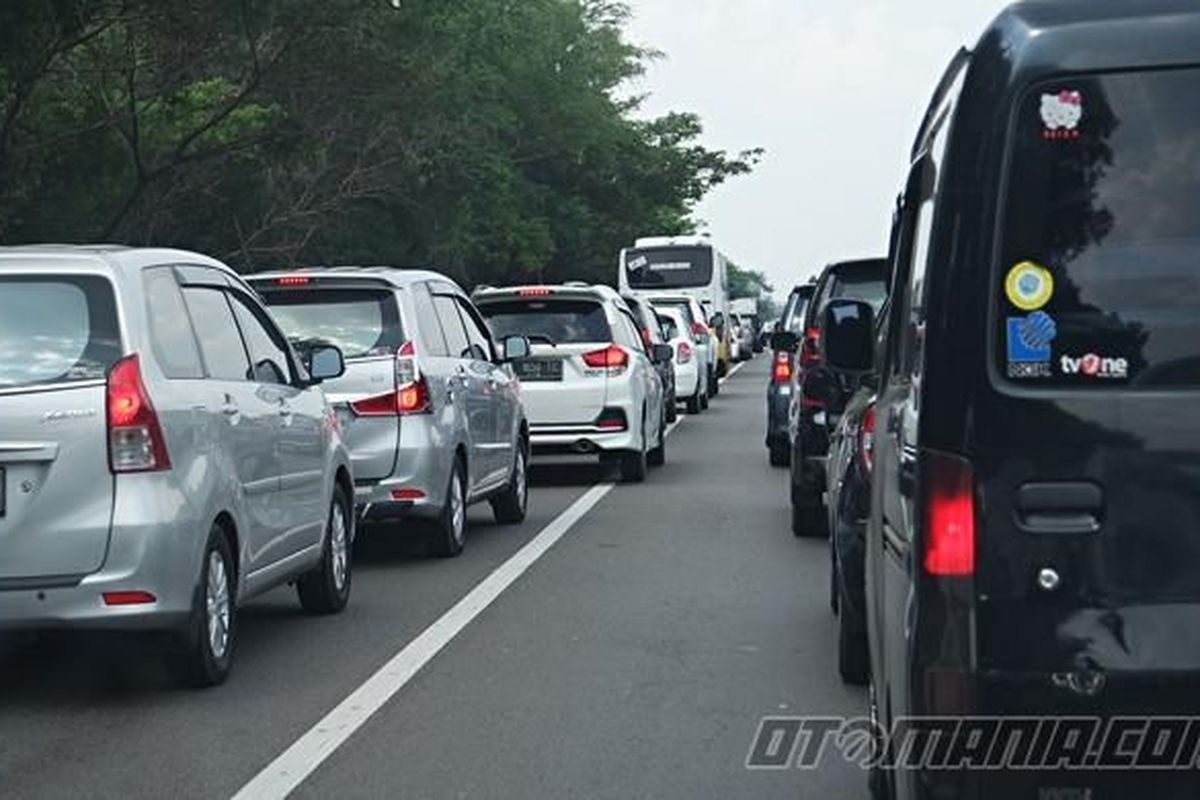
[0,246,353,687]
[250,268,531,557]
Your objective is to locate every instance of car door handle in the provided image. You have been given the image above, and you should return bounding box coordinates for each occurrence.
[1015,482,1103,534]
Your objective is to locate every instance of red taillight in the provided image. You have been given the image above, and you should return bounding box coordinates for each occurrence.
[582,344,629,371]
[350,341,431,416]
[518,287,553,297]
[690,321,709,339]
[676,341,693,364]
[390,488,426,501]
[924,452,976,577]
[275,275,310,286]
[107,355,171,473]
[771,350,792,384]
[859,404,876,474]
[596,408,628,430]
[800,325,821,366]
[103,591,156,606]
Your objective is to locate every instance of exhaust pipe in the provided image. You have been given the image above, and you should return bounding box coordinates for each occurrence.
[572,439,598,454]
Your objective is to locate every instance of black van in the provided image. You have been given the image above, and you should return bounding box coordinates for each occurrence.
[822,3,1200,798]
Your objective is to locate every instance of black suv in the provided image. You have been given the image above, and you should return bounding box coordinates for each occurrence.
[825,4,1200,798]
[782,259,886,536]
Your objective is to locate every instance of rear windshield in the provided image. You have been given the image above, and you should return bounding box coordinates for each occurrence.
[478,299,611,345]
[0,275,121,390]
[998,69,1200,388]
[649,299,695,326]
[829,266,887,310]
[624,247,713,290]
[258,287,404,359]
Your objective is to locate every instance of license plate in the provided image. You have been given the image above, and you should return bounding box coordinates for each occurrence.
[514,359,563,382]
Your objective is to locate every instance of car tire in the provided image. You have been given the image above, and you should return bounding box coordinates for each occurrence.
[297,484,354,615]
[768,442,789,467]
[491,443,529,525]
[686,391,702,415]
[837,578,870,686]
[173,525,237,688]
[619,414,649,483]
[648,414,666,467]
[432,459,468,557]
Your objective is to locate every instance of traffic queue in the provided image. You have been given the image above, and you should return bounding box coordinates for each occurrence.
[0,237,752,687]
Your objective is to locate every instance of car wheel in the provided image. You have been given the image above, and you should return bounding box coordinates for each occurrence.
[173,525,236,687]
[648,413,666,467]
[837,576,869,686]
[491,443,529,524]
[432,460,468,557]
[297,484,353,614]
[619,413,649,483]
[686,391,702,415]
[768,442,789,467]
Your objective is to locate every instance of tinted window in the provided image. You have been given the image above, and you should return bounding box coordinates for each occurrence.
[658,314,679,340]
[412,283,449,356]
[433,294,471,358]
[624,247,714,289]
[259,287,403,359]
[455,297,494,362]
[182,288,251,381]
[478,299,611,345]
[230,293,292,385]
[144,268,204,379]
[0,275,121,389]
[999,69,1200,388]
[830,264,887,310]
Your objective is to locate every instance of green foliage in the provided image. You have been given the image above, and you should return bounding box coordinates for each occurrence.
[729,261,773,299]
[0,0,759,286]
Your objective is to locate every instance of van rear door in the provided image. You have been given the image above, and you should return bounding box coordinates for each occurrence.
[978,68,1200,687]
[0,272,122,581]
[257,280,405,482]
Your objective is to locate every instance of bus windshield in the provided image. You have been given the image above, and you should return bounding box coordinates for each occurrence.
[624,246,713,290]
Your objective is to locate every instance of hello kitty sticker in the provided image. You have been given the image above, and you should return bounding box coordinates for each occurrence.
[1040,90,1083,141]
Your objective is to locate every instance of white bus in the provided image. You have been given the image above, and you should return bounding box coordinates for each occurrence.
[618,236,733,376]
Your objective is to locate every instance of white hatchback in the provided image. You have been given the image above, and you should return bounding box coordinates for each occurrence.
[474,285,672,482]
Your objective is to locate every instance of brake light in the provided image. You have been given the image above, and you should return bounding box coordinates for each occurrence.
[274,275,310,286]
[350,341,431,416]
[390,488,426,501]
[690,321,709,339]
[859,403,876,474]
[596,408,628,430]
[518,287,553,297]
[676,341,693,364]
[801,325,821,366]
[103,591,157,606]
[107,355,171,473]
[924,452,976,577]
[582,344,629,372]
[772,350,792,384]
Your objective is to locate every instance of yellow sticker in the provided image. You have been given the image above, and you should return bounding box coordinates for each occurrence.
[1005,261,1054,311]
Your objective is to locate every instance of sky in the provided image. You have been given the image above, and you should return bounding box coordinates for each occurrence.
[622,0,1008,296]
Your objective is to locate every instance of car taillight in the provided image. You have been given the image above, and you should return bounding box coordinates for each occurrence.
[103,591,156,606]
[924,452,976,577]
[107,355,171,473]
[859,403,876,474]
[690,321,709,340]
[274,275,310,286]
[595,407,628,430]
[351,341,431,416]
[676,341,693,364]
[582,344,629,372]
[801,325,821,366]
[771,350,792,384]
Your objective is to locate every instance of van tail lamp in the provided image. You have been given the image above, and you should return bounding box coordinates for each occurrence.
[595,408,628,431]
[859,403,877,474]
[924,451,976,577]
[107,354,172,474]
[800,325,822,366]
[676,341,693,365]
[690,321,709,340]
[582,344,629,373]
[274,275,311,286]
[103,591,157,606]
[518,287,554,297]
[350,341,431,416]
[771,350,793,384]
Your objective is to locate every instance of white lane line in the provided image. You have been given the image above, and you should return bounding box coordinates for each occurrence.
[234,418,688,799]
[719,360,748,385]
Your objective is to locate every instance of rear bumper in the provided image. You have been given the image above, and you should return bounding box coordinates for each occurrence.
[530,425,640,455]
[353,416,449,521]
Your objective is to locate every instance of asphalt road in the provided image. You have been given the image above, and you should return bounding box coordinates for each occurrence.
[0,354,866,799]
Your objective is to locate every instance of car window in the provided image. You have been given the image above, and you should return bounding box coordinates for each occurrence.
[614,309,644,351]
[182,287,251,382]
[433,293,471,358]
[229,292,292,385]
[998,68,1200,388]
[478,299,611,345]
[649,300,694,328]
[412,283,449,357]
[454,297,494,362]
[257,286,403,359]
[658,314,679,340]
[144,268,204,380]
[0,275,122,389]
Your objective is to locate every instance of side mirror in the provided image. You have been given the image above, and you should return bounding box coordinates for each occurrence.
[822,300,875,373]
[500,335,531,362]
[651,343,674,365]
[307,344,345,383]
[770,330,799,354]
